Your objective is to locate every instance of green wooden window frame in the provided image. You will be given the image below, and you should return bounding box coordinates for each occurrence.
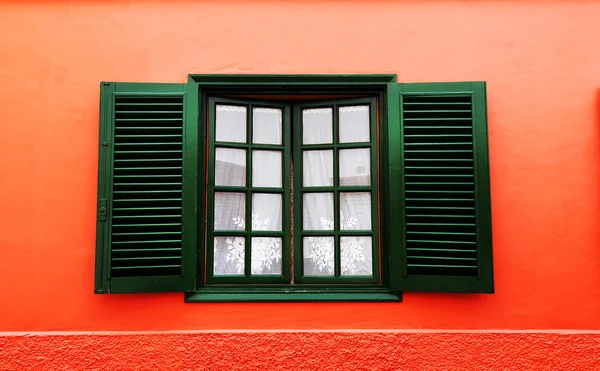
[205,97,380,287]
[206,97,292,284]
[292,98,379,284]
[95,75,493,302]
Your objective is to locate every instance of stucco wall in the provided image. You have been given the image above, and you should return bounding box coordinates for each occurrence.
[2,331,600,370]
[1,0,599,342]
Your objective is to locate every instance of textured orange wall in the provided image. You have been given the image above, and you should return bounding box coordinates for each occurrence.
[1,0,600,333]
[0,331,599,370]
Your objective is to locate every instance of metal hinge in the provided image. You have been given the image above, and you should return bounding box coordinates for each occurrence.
[99,198,107,221]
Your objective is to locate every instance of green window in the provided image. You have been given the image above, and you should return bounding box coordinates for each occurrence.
[95,75,493,301]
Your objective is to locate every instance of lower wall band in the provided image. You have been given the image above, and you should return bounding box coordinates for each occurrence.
[1,331,599,370]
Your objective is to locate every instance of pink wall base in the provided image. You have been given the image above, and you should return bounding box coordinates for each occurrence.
[1,331,599,370]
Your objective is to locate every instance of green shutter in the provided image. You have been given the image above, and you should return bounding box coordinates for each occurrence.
[388,82,493,293]
[95,82,199,294]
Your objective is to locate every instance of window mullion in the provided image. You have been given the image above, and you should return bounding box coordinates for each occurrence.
[244,104,253,278]
[333,104,341,278]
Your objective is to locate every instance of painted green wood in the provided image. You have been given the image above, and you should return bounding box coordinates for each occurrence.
[389,81,494,294]
[293,98,379,285]
[185,288,401,302]
[386,83,405,290]
[94,82,114,293]
[189,74,397,85]
[94,82,197,294]
[206,97,291,284]
[182,83,200,291]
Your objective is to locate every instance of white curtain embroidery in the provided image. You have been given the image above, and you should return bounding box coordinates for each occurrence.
[305,217,368,276]
[220,213,282,275]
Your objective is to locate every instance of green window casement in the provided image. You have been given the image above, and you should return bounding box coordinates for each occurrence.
[95,75,493,301]
[206,98,292,284]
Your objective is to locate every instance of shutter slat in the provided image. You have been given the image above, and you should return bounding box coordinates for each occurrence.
[407,223,476,227]
[406,191,474,194]
[113,231,182,236]
[117,110,183,114]
[405,126,472,129]
[112,265,182,270]
[112,248,181,253]
[114,150,182,153]
[407,264,477,269]
[404,110,472,114]
[407,231,476,236]
[406,166,473,170]
[409,256,477,261]
[115,135,182,138]
[403,118,471,121]
[115,102,182,106]
[113,206,181,211]
[113,222,181,227]
[114,118,182,121]
[112,240,182,245]
[114,175,182,178]
[116,127,183,130]
[115,142,183,146]
[407,242,476,247]
[113,198,182,202]
[407,214,475,218]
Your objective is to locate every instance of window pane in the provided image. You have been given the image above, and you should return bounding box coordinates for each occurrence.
[303,150,333,187]
[340,192,371,230]
[303,236,334,276]
[303,193,334,230]
[253,108,282,145]
[214,236,245,275]
[303,108,333,144]
[252,150,282,188]
[214,192,246,230]
[251,237,282,275]
[216,105,246,143]
[339,148,370,186]
[215,148,246,186]
[339,105,369,143]
[341,236,372,276]
[252,193,282,231]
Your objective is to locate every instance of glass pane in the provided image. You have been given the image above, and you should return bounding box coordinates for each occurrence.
[215,148,246,186]
[303,108,333,144]
[303,150,333,187]
[214,236,245,275]
[251,237,282,275]
[341,236,373,276]
[214,192,246,230]
[340,192,371,230]
[252,193,282,231]
[303,193,334,230]
[303,236,334,276]
[216,105,246,143]
[253,108,282,145]
[339,105,369,143]
[252,150,282,188]
[339,148,370,186]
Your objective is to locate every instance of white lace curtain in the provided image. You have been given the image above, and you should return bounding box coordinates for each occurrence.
[213,104,373,277]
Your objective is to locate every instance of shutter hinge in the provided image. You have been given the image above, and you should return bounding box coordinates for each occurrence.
[99,198,107,221]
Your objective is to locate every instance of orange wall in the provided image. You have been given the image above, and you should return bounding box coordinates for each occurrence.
[1,0,600,332]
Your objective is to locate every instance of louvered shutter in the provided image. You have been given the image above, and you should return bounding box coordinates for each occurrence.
[388,82,493,293]
[95,82,199,294]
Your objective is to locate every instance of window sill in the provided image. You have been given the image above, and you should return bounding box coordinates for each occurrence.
[185,288,402,302]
